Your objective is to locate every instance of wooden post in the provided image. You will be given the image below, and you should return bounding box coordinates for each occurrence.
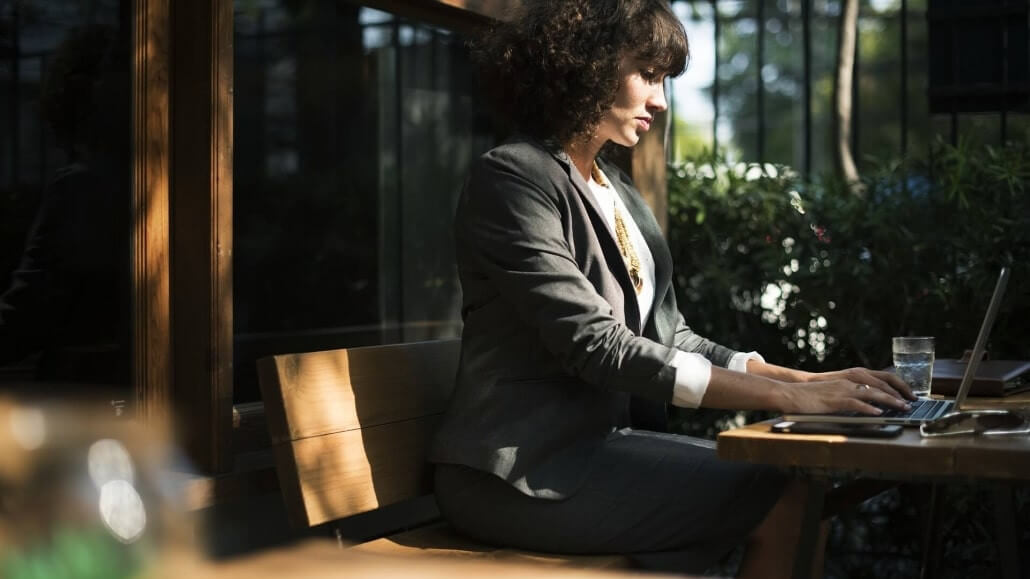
[171,0,235,473]
[132,0,172,423]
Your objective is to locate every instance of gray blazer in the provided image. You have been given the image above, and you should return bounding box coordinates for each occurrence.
[429,136,740,499]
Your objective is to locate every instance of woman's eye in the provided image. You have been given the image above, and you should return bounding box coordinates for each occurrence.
[641,68,660,82]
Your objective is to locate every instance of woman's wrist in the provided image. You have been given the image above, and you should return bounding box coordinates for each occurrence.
[763,378,794,412]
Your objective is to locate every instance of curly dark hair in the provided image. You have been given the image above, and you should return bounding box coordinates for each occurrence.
[473,0,688,146]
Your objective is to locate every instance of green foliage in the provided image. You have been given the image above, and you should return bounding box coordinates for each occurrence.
[668,138,1029,378]
[1,527,148,579]
[668,139,1030,578]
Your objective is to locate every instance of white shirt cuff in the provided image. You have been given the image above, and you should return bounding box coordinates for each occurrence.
[728,351,765,373]
[669,351,712,408]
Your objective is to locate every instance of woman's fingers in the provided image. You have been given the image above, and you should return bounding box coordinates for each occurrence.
[848,368,916,401]
[790,379,913,415]
[877,370,917,400]
[839,395,886,416]
[848,380,911,413]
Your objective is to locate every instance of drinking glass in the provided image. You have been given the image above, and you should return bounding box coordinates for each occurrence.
[893,336,935,397]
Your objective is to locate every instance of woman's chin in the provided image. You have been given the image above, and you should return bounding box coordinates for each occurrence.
[614,134,641,148]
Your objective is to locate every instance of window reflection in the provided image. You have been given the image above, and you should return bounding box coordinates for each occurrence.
[232,1,494,401]
[0,1,131,399]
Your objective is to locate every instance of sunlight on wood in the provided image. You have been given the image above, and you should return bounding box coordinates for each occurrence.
[132,0,172,422]
[436,0,520,20]
[259,342,459,527]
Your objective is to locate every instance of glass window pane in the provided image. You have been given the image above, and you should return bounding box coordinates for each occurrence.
[810,4,839,175]
[716,1,759,161]
[906,0,931,157]
[857,2,903,167]
[0,1,132,400]
[672,1,716,160]
[762,0,804,167]
[232,1,493,401]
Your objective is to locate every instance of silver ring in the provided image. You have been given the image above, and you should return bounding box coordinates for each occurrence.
[855,383,870,391]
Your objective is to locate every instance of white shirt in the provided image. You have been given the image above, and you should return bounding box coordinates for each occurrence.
[588,165,763,408]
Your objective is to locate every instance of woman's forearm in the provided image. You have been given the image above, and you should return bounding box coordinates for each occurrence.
[745,358,815,383]
[700,366,790,412]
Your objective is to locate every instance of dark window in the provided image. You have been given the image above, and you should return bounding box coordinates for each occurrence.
[232,1,493,401]
[927,0,1029,115]
[0,1,132,400]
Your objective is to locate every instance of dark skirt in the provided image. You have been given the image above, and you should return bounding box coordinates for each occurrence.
[434,428,789,574]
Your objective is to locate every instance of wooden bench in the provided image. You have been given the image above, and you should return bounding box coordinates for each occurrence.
[256,339,629,569]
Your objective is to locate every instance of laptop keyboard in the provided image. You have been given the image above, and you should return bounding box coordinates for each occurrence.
[840,398,951,420]
[877,398,950,420]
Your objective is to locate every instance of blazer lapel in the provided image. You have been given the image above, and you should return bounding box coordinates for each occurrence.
[549,148,643,332]
[552,149,616,239]
[603,161,674,303]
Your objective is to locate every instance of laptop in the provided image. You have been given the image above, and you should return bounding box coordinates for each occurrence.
[783,267,1011,426]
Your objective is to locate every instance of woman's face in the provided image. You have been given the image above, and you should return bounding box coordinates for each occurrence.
[596,55,668,148]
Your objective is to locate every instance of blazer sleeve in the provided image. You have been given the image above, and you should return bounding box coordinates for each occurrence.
[670,307,738,367]
[456,152,679,402]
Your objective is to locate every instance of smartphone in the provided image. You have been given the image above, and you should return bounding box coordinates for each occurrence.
[770,421,903,438]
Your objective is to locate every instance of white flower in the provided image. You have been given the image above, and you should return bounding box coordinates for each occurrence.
[789,190,805,214]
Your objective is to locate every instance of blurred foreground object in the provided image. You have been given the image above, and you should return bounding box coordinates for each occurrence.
[0,397,198,578]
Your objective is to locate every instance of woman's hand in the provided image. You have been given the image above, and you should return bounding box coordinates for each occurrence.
[777,378,913,416]
[703,366,912,415]
[805,367,916,401]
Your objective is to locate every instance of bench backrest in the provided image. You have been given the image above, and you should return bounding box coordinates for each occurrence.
[257,339,461,528]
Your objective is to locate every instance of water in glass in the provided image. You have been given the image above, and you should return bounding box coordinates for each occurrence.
[894,350,935,397]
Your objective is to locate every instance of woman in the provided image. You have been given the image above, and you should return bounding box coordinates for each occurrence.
[429,1,914,576]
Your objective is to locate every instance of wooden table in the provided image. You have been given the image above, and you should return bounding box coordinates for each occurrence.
[717,395,1030,579]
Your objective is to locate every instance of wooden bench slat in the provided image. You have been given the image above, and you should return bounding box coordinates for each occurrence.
[275,414,441,527]
[258,339,459,444]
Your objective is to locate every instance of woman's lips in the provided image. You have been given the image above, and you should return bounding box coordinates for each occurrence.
[637,118,651,131]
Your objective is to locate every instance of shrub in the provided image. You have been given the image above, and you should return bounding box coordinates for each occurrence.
[667,138,1030,578]
[668,138,1029,393]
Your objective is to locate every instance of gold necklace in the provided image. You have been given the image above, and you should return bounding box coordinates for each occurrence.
[592,162,643,294]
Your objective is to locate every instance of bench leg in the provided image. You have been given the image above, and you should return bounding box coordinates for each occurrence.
[791,477,828,579]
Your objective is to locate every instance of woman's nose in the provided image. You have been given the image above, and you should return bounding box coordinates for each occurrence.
[648,82,668,112]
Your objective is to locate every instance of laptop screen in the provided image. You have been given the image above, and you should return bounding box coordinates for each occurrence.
[954,267,1010,410]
